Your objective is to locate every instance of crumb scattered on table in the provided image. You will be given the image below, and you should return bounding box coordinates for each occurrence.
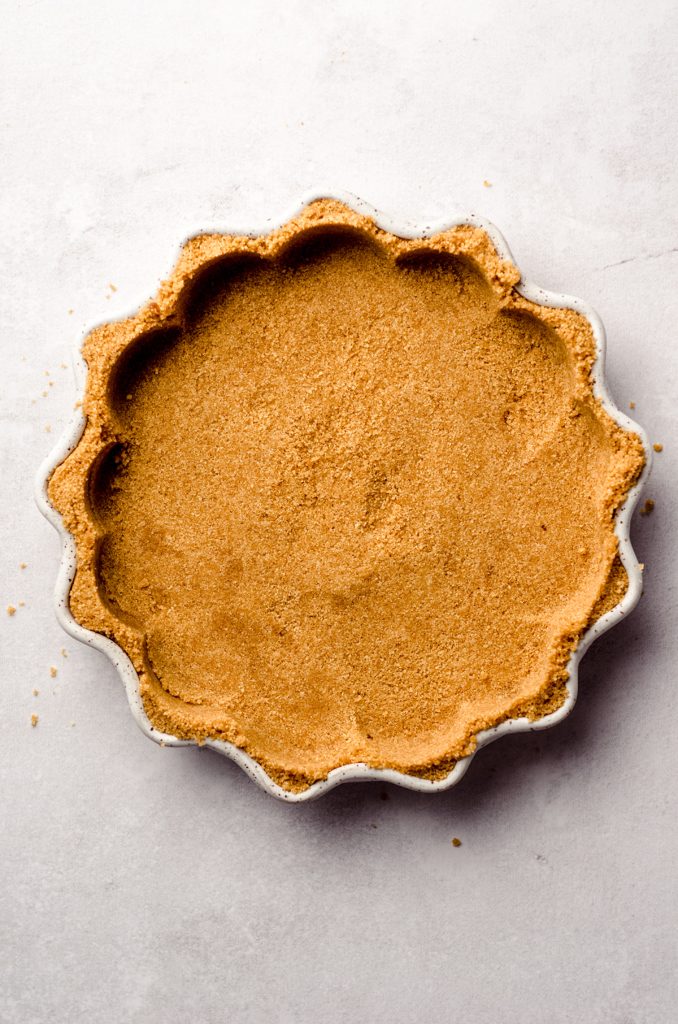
[31,714,39,728]
[7,605,16,616]
[45,425,51,433]
[61,648,68,658]
[451,837,462,847]
[653,442,663,453]
[20,562,27,569]
[68,309,74,315]
[640,499,655,517]
[18,601,25,607]
[33,689,39,696]
[49,666,57,678]
[629,401,636,409]
[483,180,492,188]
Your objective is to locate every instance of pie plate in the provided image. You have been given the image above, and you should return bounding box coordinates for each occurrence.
[35,190,651,801]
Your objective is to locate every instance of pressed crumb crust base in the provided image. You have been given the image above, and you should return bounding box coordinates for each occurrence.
[49,200,645,792]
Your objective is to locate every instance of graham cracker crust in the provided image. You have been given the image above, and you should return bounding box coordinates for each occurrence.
[49,199,645,791]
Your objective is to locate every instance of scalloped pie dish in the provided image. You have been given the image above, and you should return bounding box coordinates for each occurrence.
[45,197,647,794]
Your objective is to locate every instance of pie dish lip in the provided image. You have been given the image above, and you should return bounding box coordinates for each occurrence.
[35,189,652,802]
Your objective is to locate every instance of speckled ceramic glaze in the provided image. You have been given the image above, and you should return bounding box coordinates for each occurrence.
[35,191,652,801]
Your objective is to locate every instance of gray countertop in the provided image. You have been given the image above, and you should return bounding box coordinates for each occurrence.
[1,2,676,1021]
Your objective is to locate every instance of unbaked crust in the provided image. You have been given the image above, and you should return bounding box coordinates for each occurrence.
[49,199,645,791]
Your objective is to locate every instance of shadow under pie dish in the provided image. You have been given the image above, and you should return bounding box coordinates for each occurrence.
[39,194,650,800]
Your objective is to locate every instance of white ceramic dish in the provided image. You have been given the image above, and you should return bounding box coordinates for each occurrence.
[35,190,652,802]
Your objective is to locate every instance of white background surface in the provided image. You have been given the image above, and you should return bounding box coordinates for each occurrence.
[1,2,676,1021]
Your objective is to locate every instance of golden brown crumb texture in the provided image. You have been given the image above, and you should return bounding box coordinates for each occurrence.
[49,199,645,791]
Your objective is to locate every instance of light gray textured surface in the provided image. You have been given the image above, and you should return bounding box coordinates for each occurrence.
[1,2,676,1021]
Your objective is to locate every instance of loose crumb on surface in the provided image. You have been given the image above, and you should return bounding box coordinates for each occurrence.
[68,309,74,315]
[483,180,492,187]
[49,666,57,678]
[6,605,16,616]
[41,390,48,398]
[31,714,39,728]
[629,401,636,409]
[45,425,51,433]
[70,722,76,728]
[109,283,118,292]
[640,499,655,517]
[18,601,25,607]
[451,837,462,848]
[61,648,68,658]
[20,562,27,569]
[33,689,39,697]
[60,362,68,369]
[653,443,663,453]
[638,563,645,571]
